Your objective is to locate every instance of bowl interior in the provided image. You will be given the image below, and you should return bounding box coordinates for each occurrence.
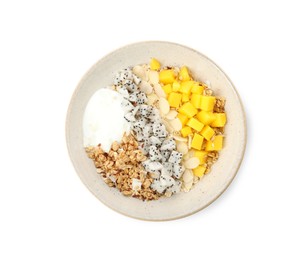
[66,41,246,221]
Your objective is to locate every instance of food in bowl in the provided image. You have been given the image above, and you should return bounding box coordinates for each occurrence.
[84,58,227,200]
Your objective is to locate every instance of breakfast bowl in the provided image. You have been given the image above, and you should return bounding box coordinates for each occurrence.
[66,41,246,221]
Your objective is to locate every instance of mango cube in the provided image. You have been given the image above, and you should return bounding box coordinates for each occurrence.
[205,135,223,151]
[200,125,215,140]
[191,133,204,150]
[179,66,191,81]
[162,84,172,94]
[178,102,197,118]
[150,58,161,70]
[211,113,227,127]
[193,166,206,177]
[159,69,176,84]
[181,126,192,137]
[177,113,188,126]
[199,96,216,111]
[179,81,194,95]
[191,85,204,94]
[190,93,202,109]
[172,80,181,92]
[196,111,216,125]
[187,117,204,132]
[182,93,190,102]
[168,92,182,108]
[193,151,208,165]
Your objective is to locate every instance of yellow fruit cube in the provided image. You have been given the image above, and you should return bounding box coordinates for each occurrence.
[196,111,216,125]
[193,165,206,177]
[181,126,192,137]
[172,80,181,92]
[193,151,208,165]
[168,92,182,108]
[178,102,197,118]
[191,85,204,94]
[177,113,188,126]
[150,58,161,70]
[191,133,204,150]
[190,93,202,109]
[200,125,215,140]
[179,66,191,81]
[211,113,227,127]
[199,96,216,111]
[187,117,204,132]
[179,81,194,95]
[205,135,223,151]
[159,69,176,84]
[162,84,172,94]
[182,93,190,102]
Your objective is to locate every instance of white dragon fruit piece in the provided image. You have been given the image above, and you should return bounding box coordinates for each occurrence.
[133,74,142,85]
[173,163,185,179]
[124,112,136,122]
[147,108,160,122]
[124,81,138,93]
[136,91,148,105]
[149,145,163,161]
[116,85,130,98]
[161,150,171,162]
[162,162,173,176]
[165,180,182,194]
[142,160,163,172]
[151,179,167,194]
[168,151,183,164]
[138,104,152,117]
[133,117,147,128]
[143,124,153,138]
[160,138,176,151]
[149,136,161,146]
[128,92,138,102]
[160,170,176,187]
[121,99,134,112]
[152,122,167,138]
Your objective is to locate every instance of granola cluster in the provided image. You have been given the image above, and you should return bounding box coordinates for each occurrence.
[85,134,160,200]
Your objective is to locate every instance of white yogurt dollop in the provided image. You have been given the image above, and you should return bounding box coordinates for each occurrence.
[83,88,130,152]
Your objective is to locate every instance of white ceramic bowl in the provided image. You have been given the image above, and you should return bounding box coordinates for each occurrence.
[66,41,246,221]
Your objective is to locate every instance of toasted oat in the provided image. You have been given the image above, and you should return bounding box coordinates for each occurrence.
[85,133,160,201]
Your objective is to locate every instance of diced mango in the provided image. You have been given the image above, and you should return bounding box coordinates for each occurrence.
[168,92,182,108]
[178,102,197,118]
[182,93,190,102]
[190,93,202,109]
[179,81,194,95]
[179,66,191,81]
[193,151,208,165]
[193,165,206,177]
[191,85,204,94]
[172,80,181,92]
[162,84,172,94]
[187,117,204,132]
[199,95,216,111]
[150,58,161,70]
[196,111,216,125]
[200,125,215,140]
[177,113,188,126]
[181,126,192,137]
[211,113,227,127]
[191,133,204,150]
[206,135,223,151]
[159,69,176,84]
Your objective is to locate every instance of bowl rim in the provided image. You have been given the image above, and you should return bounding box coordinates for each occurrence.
[65,40,247,221]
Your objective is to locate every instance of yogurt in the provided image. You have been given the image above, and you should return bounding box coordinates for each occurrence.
[83,88,130,152]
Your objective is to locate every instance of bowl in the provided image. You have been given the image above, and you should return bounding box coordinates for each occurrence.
[66,41,246,221]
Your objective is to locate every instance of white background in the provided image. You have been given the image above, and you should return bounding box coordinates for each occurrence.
[1,0,299,259]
